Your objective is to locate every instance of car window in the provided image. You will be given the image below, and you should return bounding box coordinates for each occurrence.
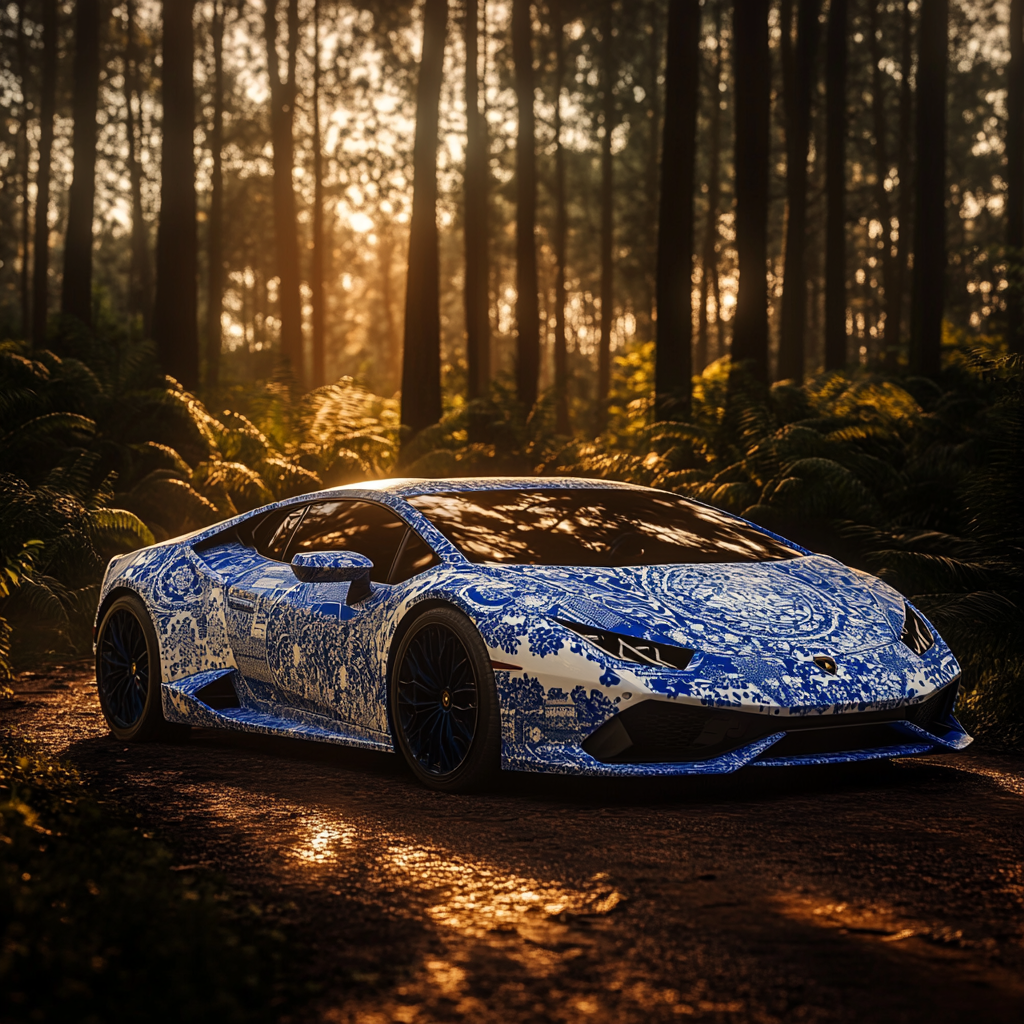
[288,500,408,583]
[253,505,307,561]
[390,529,440,584]
[406,488,801,566]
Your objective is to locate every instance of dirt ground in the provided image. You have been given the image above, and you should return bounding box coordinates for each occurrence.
[6,662,1024,1024]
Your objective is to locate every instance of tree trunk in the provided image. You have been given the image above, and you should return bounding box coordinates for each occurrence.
[870,0,897,367]
[645,0,662,337]
[152,0,199,389]
[731,0,771,384]
[204,0,225,387]
[265,0,304,387]
[61,0,101,326]
[125,0,153,338]
[17,3,30,335]
[399,0,447,444]
[595,2,615,430]
[778,0,822,382]
[552,3,569,435]
[311,0,326,388]
[464,0,491,404]
[824,0,847,371]
[697,0,723,373]
[31,0,57,348]
[890,0,915,364]
[1007,0,1024,353]
[654,0,700,419]
[513,0,540,411]
[909,0,948,377]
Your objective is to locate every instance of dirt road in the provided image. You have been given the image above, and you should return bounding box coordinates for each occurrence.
[7,663,1024,1024]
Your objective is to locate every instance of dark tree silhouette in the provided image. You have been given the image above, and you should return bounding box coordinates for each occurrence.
[595,3,615,429]
[697,0,724,373]
[265,0,304,385]
[125,0,152,339]
[868,1,896,367]
[513,0,540,412]
[153,0,199,389]
[654,0,700,420]
[61,0,101,326]
[909,0,948,377]
[890,0,914,365]
[205,0,225,387]
[824,0,847,371]
[311,0,325,388]
[17,3,29,334]
[1007,0,1024,353]
[30,0,57,348]
[551,2,569,435]
[399,0,447,445]
[778,0,822,382]
[464,0,490,404]
[731,0,771,383]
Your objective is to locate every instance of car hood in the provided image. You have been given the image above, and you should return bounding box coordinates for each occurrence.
[481,555,907,658]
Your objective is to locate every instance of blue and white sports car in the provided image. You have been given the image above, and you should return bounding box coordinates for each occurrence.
[94,477,970,790]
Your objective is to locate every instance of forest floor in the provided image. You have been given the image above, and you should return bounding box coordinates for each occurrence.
[6,661,1024,1024]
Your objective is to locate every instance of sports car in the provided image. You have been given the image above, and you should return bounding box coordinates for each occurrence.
[93,477,971,790]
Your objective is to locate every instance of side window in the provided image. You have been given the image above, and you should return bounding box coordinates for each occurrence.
[253,506,307,561]
[288,500,407,584]
[390,530,440,584]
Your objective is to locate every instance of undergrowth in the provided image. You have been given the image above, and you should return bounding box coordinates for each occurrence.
[0,730,303,1023]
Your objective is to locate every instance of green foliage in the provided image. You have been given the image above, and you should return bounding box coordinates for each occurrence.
[0,731,296,1022]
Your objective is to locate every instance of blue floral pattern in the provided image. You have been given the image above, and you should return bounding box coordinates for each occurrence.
[95,476,971,776]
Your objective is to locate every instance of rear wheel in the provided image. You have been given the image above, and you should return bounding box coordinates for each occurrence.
[390,606,500,792]
[95,593,186,742]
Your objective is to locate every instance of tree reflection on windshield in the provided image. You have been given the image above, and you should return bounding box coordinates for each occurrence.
[407,489,801,566]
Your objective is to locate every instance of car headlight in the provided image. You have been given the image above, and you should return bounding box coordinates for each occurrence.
[557,620,695,671]
[900,603,934,655]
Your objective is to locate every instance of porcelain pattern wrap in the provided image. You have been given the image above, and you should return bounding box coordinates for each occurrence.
[94,476,971,776]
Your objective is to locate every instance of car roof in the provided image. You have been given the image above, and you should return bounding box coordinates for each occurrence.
[326,476,649,497]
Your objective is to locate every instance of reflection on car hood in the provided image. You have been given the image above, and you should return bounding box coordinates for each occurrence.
[488,554,906,657]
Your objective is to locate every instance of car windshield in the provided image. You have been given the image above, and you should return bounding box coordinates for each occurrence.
[406,488,801,567]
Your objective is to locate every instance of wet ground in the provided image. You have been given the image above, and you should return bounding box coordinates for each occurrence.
[6,661,1024,1024]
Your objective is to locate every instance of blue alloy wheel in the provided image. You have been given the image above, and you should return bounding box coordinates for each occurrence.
[98,608,150,728]
[397,623,480,776]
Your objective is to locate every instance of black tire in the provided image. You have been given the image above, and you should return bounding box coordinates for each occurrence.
[95,593,187,742]
[389,606,501,793]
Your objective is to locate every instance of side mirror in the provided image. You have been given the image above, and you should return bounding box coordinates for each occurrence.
[290,552,373,603]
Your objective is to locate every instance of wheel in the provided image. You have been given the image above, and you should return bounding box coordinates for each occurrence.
[95,593,186,742]
[390,606,501,792]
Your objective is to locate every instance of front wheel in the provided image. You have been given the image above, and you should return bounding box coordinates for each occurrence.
[390,606,501,792]
[95,593,186,742]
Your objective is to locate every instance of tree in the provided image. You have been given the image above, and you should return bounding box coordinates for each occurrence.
[265,0,304,386]
[654,0,700,420]
[311,0,325,388]
[30,0,57,348]
[824,0,847,371]
[697,0,724,373]
[152,0,199,389]
[869,0,897,367]
[595,3,615,430]
[551,2,569,435]
[731,0,771,383]
[909,0,948,377]
[513,0,540,412]
[205,0,226,387]
[464,0,490,405]
[16,3,29,334]
[399,0,447,446]
[778,0,822,382]
[1007,0,1024,353]
[61,0,101,326]
[125,0,153,339]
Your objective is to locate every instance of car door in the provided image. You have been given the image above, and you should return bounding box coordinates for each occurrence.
[263,499,416,733]
[221,503,308,707]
